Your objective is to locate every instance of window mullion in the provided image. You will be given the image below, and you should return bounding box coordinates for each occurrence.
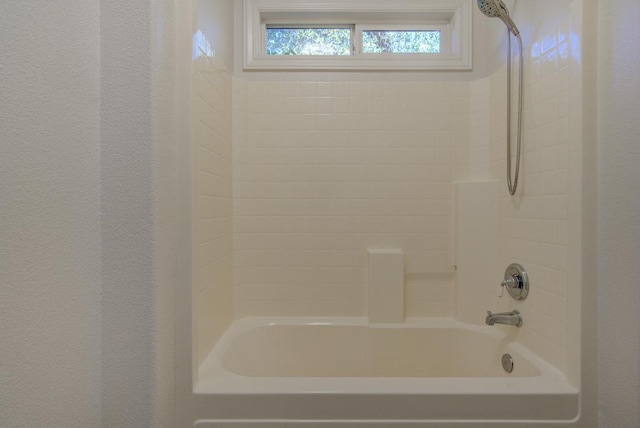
[353,24,362,56]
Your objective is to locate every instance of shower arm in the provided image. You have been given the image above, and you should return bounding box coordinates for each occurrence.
[506,30,524,196]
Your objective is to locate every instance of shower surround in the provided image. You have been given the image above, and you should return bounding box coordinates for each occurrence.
[185,0,590,426]
[232,23,572,369]
[233,78,469,319]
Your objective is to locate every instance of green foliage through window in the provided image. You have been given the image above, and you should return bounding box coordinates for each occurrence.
[266,27,441,56]
[362,30,440,54]
[266,28,351,55]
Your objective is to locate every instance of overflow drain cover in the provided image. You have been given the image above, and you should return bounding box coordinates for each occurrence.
[502,353,514,373]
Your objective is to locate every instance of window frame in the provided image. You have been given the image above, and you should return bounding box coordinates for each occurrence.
[243,0,473,71]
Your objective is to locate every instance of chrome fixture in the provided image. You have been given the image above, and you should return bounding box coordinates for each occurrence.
[477,0,524,195]
[501,353,515,373]
[500,263,529,300]
[486,310,523,327]
[477,0,520,36]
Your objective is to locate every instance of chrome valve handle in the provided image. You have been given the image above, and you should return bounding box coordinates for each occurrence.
[500,264,529,300]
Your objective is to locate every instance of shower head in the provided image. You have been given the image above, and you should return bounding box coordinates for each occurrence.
[477,0,520,36]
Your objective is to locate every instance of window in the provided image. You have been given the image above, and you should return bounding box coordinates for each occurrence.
[243,0,473,70]
[361,28,441,54]
[266,27,352,56]
[264,26,443,56]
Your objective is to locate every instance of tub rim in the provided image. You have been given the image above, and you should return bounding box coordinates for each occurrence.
[196,316,577,396]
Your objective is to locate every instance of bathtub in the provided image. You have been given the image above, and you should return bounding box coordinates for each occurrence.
[194,317,579,427]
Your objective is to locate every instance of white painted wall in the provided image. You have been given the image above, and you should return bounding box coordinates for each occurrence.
[0,1,101,426]
[100,0,178,426]
[1,1,180,427]
[597,1,640,426]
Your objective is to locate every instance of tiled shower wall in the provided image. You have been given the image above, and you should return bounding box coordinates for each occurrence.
[192,0,577,377]
[228,19,574,370]
[232,80,470,317]
[192,40,234,365]
[488,17,572,372]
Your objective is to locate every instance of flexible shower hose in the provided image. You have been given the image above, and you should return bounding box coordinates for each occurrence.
[506,30,524,196]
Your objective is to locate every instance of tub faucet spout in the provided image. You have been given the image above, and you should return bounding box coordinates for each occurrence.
[485,310,523,327]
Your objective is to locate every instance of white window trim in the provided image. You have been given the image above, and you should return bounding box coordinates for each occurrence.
[243,0,473,71]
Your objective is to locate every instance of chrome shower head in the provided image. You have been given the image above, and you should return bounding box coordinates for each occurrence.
[477,0,503,18]
[477,0,520,36]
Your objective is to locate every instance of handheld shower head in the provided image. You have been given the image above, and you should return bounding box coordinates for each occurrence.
[477,0,520,36]
[478,0,524,196]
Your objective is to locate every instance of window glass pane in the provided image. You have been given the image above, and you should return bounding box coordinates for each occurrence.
[362,30,440,54]
[266,28,351,55]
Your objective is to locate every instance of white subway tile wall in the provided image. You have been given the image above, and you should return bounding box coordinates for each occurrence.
[233,80,470,317]
[194,12,575,374]
[193,45,234,365]
[469,77,491,179]
[490,17,572,372]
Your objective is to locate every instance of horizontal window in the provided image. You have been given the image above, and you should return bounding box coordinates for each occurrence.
[243,0,473,70]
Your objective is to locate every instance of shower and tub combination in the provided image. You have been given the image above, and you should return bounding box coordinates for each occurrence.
[182,0,590,426]
[194,262,577,424]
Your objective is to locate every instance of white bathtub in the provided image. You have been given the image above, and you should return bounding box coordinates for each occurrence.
[194,317,579,427]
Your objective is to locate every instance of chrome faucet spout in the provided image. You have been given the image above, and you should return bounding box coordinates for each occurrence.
[486,310,523,327]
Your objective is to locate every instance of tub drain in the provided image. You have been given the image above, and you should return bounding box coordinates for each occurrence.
[501,353,514,373]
